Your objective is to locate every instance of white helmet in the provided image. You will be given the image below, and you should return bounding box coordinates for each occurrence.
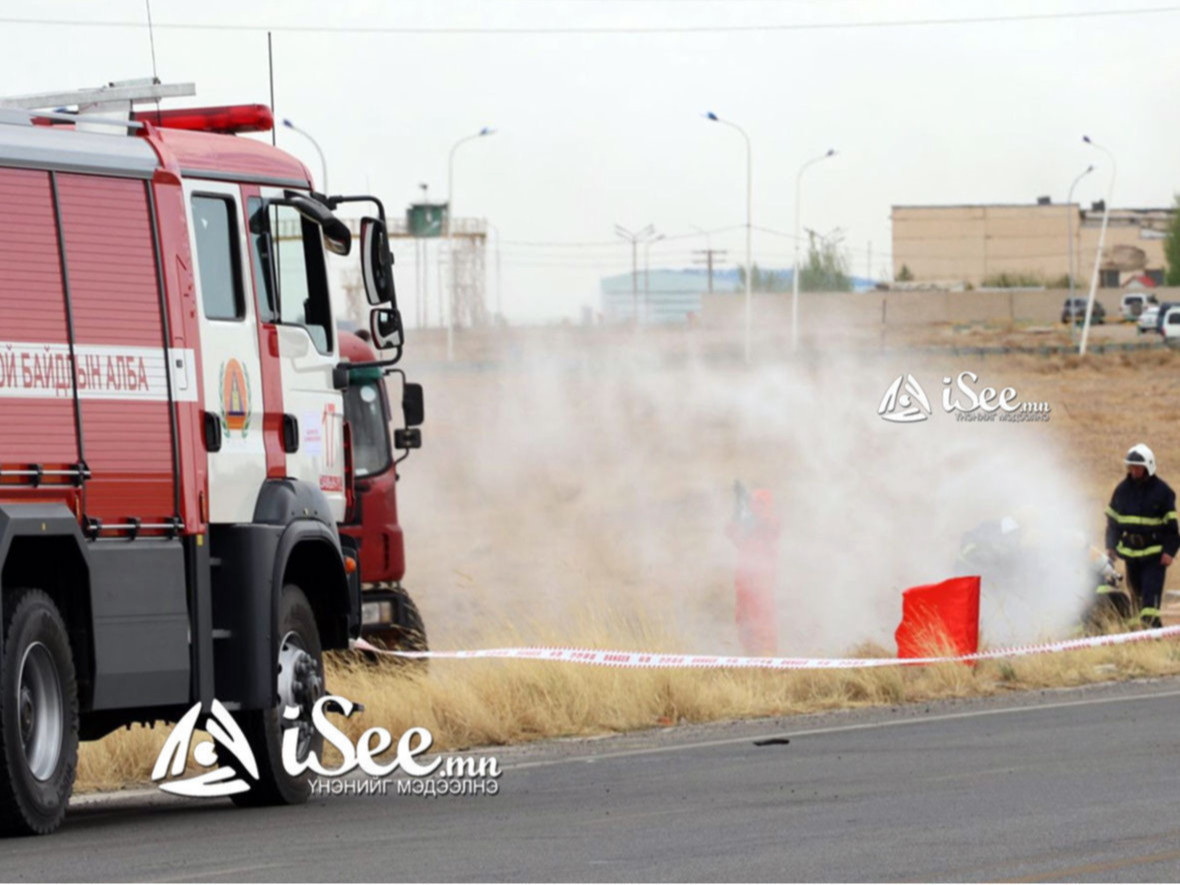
[1125,443,1156,477]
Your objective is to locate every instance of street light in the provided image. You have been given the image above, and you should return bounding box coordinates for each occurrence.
[486,220,503,322]
[615,224,655,324]
[793,148,836,352]
[643,233,666,324]
[704,111,752,363]
[1079,136,1116,357]
[282,118,328,193]
[446,126,496,361]
[1066,164,1095,338]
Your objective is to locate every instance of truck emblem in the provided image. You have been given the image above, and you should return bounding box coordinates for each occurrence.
[219,359,252,437]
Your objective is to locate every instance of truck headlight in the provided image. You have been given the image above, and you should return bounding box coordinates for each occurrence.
[362,601,393,626]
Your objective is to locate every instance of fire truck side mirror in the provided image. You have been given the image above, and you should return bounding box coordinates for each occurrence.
[402,383,425,428]
[360,217,396,306]
[370,307,403,351]
[284,191,352,255]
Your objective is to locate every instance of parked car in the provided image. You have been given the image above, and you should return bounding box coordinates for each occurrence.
[1153,301,1180,336]
[1138,305,1160,333]
[1061,297,1105,324]
[1161,305,1180,341]
[1121,292,1156,321]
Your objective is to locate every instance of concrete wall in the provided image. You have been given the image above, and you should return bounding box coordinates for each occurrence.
[699,287,1180,329]
[892,204,1171,286]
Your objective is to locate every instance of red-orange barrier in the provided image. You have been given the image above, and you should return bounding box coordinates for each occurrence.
[895,575,981,661]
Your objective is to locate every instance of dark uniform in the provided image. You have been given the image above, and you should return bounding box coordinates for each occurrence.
[1105,474,1179,619]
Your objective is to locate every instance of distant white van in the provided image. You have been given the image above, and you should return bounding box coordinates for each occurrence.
[1161,305,1180,340]
[1121,292,1155,321]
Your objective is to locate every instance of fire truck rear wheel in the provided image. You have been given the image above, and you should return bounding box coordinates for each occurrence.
[367,587,428,655]
[229,584,323,808]
[0,590,78,836]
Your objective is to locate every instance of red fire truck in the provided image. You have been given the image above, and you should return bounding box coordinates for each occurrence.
[338,331,427,651]
[0,80,422,834]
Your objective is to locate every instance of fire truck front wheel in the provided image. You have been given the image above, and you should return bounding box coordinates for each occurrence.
[0,590,78,836]
[230,583,324,808]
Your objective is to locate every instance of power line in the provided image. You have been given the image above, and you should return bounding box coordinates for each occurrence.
[2,6,1177,35]
[500,225,741,248]
[500,237,620,247]
[753,224,803,241]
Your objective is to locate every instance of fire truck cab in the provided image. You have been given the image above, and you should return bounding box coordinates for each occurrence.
[0,80,415,834]
[338,331,427,650]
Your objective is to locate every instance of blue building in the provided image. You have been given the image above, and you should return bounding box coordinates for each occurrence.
[600,267,877,324]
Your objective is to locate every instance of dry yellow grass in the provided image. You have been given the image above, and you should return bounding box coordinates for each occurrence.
[76,613,1180,793]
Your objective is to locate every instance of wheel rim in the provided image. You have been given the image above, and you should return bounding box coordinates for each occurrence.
[276,631,322,762]
[18,642,63,781]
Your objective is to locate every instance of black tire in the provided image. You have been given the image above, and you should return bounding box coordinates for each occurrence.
[366,586,428,653]
[229,584,323,808]
[0,590,78,836]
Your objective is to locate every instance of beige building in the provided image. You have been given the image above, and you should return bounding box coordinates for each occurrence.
[892,202,1173,288]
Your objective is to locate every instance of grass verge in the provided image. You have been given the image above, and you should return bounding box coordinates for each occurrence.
[75,614,1180,793]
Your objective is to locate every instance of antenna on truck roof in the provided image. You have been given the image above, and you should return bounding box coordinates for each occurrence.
[145,0,162,124]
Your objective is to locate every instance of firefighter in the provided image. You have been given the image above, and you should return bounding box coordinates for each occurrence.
[726,481,781,655]
[1105,444,1179,627]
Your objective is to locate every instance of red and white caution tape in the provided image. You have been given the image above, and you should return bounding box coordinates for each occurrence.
[353,624,1180,670]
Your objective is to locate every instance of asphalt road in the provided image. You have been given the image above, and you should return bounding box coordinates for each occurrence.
[10,677,1180,882]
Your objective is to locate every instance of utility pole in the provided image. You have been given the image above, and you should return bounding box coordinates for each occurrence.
[418,182,428,328]
[793,148,837,351]
[692,248,728,293]
[1080,136,1115,357]
[614,223,655,323]
[643,234,665,324]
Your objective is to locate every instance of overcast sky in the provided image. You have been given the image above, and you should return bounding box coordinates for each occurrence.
[3,0,1178,323]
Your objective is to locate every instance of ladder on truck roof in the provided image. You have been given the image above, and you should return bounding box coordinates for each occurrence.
[0,78,195,112]
[0,78,196,132]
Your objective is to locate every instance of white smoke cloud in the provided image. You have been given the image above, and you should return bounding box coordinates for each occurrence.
[398,335,1095,655]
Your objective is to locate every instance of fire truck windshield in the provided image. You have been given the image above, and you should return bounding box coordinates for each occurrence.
[345,380,392,477]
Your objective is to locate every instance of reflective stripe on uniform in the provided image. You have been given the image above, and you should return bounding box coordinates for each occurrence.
[1105,506,1173,526]
[1116,543,1164,558]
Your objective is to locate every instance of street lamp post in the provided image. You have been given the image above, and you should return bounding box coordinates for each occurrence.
[792,149,836,352]
[615,224,655,325]
[418,182,429,329]
[486,220,503,322]
[282,118,328,193]
[1066,164,1094,340]
[643,233,665,325]
[1079,136,1116,357]
[704,112,752,364]
[446,126,496,361]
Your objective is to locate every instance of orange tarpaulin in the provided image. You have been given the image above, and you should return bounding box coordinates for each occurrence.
[895,576,981,660]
